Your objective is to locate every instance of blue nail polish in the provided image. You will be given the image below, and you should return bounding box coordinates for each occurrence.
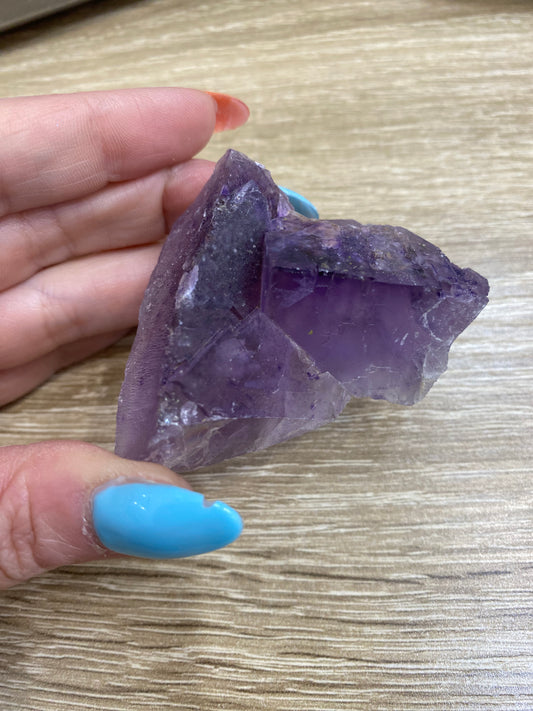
[279,186,319,219]
[93,483,242,558]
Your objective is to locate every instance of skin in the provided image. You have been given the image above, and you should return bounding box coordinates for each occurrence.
[0,88,249,588]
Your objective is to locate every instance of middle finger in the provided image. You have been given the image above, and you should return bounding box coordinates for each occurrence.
[0,158,214,292]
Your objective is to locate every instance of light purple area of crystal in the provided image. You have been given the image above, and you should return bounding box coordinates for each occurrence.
[115,149,489,471]
[146,310,351,472]
[261,216,489,404]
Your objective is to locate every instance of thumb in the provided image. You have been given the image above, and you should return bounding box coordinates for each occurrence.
[0,441,242,589]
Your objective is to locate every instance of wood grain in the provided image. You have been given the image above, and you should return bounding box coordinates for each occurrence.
[0,0,532,709]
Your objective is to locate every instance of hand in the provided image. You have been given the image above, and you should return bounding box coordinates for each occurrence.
[0,88,249,588]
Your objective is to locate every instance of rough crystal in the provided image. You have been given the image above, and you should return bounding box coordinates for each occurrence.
[115,150,489,471]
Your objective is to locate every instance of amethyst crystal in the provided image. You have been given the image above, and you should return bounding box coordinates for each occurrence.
[115,150,488,471]
[261,216,488,404]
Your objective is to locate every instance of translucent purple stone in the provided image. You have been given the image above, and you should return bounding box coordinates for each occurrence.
[262,215,489,405]
[115,150,489,471]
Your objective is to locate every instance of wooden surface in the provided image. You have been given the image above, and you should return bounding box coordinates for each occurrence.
[0,1,532,709]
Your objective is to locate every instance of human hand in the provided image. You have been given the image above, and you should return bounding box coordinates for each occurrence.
[0,88,249,588]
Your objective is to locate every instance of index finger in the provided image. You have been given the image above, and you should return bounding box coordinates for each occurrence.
[0,88,249,218]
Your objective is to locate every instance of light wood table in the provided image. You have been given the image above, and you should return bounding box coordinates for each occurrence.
[0,1,532,709]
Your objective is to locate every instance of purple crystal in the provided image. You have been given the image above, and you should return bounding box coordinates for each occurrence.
[262,216,488,404]
[115,150,489,471]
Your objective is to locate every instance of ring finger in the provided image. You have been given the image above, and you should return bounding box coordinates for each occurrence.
[0,243,162,371]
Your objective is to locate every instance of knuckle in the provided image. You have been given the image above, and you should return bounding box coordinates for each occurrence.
[0,440,105,588]
[0,447,41,587]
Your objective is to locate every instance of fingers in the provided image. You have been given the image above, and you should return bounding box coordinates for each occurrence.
[0,158,215,292]
[0,88,249,218]
[0,330,129,407]
[0,158,215,399]
[0,441,242,588]
[0,244,161,371]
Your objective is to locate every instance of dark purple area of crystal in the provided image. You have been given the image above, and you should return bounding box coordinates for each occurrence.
[115,149,489,471]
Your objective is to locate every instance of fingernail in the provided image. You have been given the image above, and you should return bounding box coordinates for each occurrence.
[92,483,243,558]
[205,91,250,132]
[279,186,319,219]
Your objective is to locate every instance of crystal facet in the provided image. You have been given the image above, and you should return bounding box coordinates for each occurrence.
[115,150,489,471]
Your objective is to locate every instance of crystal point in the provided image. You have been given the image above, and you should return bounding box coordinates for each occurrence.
[115,150,489,471]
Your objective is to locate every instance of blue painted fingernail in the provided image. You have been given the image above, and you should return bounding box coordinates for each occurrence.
[93,483,243,558]
[279,186,319,219]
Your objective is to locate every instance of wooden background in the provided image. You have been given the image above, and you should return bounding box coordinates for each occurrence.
[0,0,532,709]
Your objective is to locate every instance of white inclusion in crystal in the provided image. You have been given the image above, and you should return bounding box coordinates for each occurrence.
[180,401,199,425]
[159,402,181,428]
[175,264,199,305]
